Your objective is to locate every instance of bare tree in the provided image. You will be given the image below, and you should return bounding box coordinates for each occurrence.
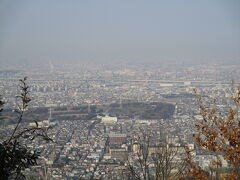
[151,145,186,180]
[127,129,186,180]
[127,131,151,180]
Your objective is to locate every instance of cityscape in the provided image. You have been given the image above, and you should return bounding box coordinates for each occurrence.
[0,0,240,179]
[0,62,239,179]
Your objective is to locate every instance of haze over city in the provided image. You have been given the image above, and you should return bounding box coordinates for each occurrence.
[0,0,240,65]
[0,1,240,179]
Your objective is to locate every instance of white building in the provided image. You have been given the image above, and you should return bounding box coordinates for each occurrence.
[101,116,118,124]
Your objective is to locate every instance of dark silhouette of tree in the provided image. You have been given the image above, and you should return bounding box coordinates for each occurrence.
[0,77,52,180]
[0,96,3,112]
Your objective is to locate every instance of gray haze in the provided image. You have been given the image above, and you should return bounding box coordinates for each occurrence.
[0,0,240,65]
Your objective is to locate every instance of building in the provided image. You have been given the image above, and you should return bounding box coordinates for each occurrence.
[108,133,127,146]
[101,116,118,124]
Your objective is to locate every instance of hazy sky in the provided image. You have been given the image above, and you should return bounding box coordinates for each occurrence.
[0,0,239,64]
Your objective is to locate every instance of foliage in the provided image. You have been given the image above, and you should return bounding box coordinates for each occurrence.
[0,95,3,112]
[186,87,240,179]
[184,147,208,180]
[0,141,39,179]
[0,77,52,179]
